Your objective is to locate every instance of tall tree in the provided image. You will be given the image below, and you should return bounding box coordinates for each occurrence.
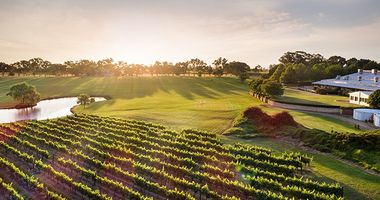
[279,51,324,67]
[225,61,250,81]
[261,81,284,97]
[269,64,285,82]
[188,58,207,77]
[0,62,10,76]
[7,82,41,106]
[77,94,91,108]
[212,57,228,77]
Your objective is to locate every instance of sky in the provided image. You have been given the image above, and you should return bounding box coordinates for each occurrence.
[0,0,379,67]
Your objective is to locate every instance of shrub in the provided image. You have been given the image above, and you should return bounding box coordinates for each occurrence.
[270,112,297,127]
[261,81,284,98]
[243,107,271,122]
[368,89,380,108]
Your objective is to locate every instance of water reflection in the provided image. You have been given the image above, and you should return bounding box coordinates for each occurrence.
[15,107,41,121]
[0,97,106,123]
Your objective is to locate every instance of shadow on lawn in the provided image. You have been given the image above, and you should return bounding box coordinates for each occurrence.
[89,76,246,100]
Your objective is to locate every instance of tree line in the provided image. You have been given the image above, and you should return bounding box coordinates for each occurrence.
[0,57,257,80]
[264,51,380,84]
[250,51,380,98]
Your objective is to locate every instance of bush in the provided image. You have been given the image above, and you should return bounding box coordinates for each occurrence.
[315,87,338,95]
[243,107,271,121]
[368,89,380,108]
[243,107,297,128]
[261,81,284,97]
[270,112,297,127]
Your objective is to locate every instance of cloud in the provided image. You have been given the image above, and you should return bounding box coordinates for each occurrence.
[0,0,378,67]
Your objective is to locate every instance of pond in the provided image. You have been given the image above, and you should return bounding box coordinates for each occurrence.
[0,97,106,123]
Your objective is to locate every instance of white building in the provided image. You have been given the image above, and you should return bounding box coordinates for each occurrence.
[313,69,380,91]
[353,108,380,121]
[348,91,372,106]
[374,114,380,127]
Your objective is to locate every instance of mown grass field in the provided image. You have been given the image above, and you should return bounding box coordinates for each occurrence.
[273,87,358,107]
[0,76,379,199]
[0,77,253,133]
[0,77,359,133]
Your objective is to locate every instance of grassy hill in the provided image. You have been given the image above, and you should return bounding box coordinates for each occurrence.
[0,77,253,132]
[0,76,360,133]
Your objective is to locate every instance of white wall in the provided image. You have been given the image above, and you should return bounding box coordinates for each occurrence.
[349,92,370,106]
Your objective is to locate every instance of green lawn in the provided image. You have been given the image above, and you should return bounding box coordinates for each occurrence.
[0,77,360,133]
[221,136,380,200]
[0,76,254,133]
[244,96,360,133]
[259,105,362,133]
[274,87,357,107]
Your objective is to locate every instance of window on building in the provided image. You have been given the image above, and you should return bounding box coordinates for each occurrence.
[350,96,354,100]
[355,97,358,101]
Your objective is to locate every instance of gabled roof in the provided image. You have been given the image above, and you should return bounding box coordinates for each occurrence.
[313,70,380,91]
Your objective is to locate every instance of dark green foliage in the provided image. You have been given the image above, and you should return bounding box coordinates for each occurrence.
[269,64,285,82]
[261,81,284,97]
[368,89,380,108]
[224,61,250,78]
[6,82,41,106]
[259,51,380,85]
[77,93,91,108]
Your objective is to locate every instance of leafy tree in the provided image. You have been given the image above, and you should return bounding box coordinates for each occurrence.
[97,58,116,76]
[6,82,41,106]
[262,64,279,79]
[279,51,324,67]
[269,64,285,81]
[212,67,224,77]
[77,94,91,108]
[327,55,346,66]
[368,90,380,108]
[0,62,11,76]
[225,61,250,78]
[280,65,296,84]
[261,81,284,97]
[212,57,228,77]
[188,58,207,77]
[48,63,68,76]
[249,78,264,94]
[253,65,263,72]
[324,64,343,78]
[173,62,188,76]
[239,72,249,82]
[311,63,328,81]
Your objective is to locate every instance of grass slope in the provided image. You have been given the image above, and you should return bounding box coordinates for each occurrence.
[0,77,253,133]
[0,77,361,133]
[274,87,357,107]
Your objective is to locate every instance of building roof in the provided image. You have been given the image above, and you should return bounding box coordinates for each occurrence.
[313,70,380,91]
[349,91,373,96]
[353,108,380,114]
